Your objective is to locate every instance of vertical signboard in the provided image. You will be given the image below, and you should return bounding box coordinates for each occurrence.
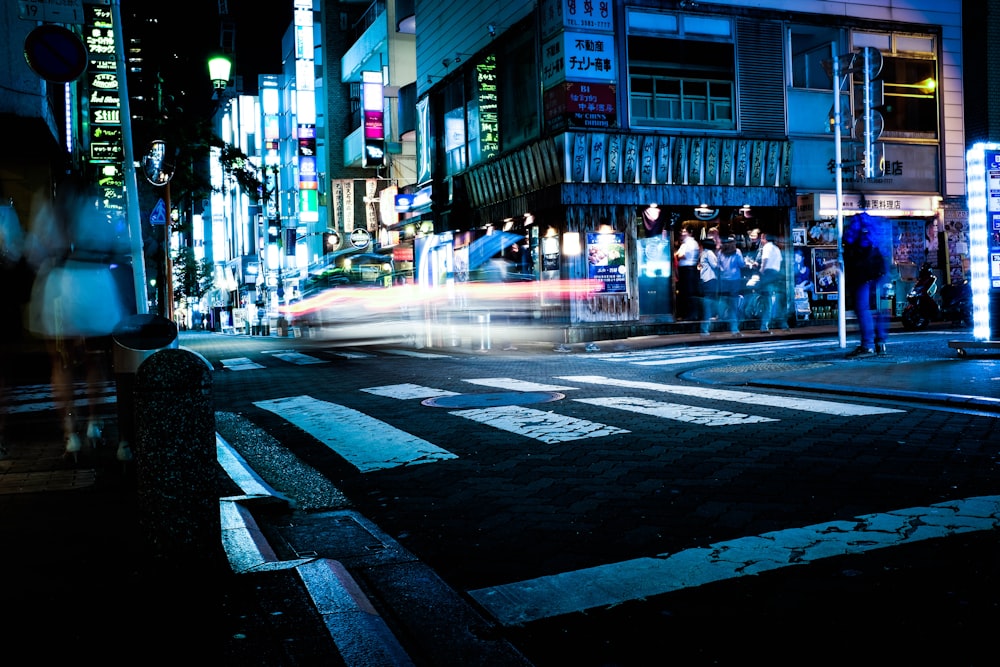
[541,0,617,133]
[362,70,385,168]
[964,143,1000,339]
[84,2,124,213]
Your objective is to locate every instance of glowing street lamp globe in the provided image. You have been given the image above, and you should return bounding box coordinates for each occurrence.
[208,55,233,92]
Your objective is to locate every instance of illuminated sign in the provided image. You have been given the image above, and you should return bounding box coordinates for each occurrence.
[476,54,499,160]
[966,143,1000,338]
[541,31,617,88]
[91,141,122,163]
[544,81,617,128]
[362,70,384,168]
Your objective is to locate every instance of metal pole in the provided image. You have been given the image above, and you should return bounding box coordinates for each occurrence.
[112,0,148,314]
[832,42,847,349]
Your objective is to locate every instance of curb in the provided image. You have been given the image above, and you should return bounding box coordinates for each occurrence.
[216,434,415,667]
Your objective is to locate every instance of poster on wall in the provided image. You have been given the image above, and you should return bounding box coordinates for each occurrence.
[587,232,626,292]
[813,247,839,295]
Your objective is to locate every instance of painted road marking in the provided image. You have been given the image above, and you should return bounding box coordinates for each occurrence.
[632,354,730,366]
[382,348,453,359]
[329,350,375,359]
[591,339,835,363]
[450,405,629,444]
[0,382,117,414]
[221,357,265,371]
[463,378,580,392]
[559,375,904,416]
[270,351,329,365]
[362,383,459,400]
[254,395,457,472]
[576,396,778,426]
[468,495,1000,626]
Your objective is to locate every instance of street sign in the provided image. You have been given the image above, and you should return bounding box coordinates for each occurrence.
[18,0,84,25]
[150,199,167,226]
[23,24,87,83]
[349,228,371,249]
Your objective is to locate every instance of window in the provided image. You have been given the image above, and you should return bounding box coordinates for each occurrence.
[627,11,735,130]
[790,25,839,90]
[853,31,938,139]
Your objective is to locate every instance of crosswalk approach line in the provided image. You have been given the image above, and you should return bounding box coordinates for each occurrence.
[468,495,1000,626]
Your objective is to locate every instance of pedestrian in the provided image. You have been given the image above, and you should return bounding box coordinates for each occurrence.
[674,225,700,321]
[698,238,719,335]
[24,177,128,460]
[756,231,788,333]
[718,236,746,336]
[843,211,890,357]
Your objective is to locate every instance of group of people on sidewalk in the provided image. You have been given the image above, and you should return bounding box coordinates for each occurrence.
[674,226,790,337]
[673,213,891,357]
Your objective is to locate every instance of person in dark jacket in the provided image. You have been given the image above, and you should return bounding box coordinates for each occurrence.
[843,211,891,357]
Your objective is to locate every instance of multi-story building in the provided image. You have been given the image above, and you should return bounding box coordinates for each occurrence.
[205,0,419,330]
[411,0,965,342]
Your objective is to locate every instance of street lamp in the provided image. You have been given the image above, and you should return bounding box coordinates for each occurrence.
[208,54,233,95]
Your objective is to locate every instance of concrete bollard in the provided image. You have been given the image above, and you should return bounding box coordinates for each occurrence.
[133,347,224,572]
[112,314,178,454]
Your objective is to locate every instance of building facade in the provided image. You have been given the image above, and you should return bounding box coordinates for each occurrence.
[410,0,965,342]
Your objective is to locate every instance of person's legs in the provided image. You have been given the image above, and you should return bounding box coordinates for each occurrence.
[759,283,773,332]
[848,281,875,356]
[700,284,715,334]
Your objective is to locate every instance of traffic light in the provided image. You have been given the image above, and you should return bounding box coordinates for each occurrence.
[854,46,884,178]
[267,223,280,246]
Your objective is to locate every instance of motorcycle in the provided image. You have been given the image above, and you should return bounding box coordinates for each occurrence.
[901,264,974,330]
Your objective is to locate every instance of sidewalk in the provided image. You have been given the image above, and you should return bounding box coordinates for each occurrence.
[1,323,996,664]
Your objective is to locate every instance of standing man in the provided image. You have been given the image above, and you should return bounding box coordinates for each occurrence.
[674,225,700,321]
[843,212,890,357]
[756,231,788,333]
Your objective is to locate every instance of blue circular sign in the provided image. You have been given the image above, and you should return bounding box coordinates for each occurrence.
[24,25,88,83]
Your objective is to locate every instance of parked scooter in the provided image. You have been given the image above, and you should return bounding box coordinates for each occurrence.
[901,264,973,330]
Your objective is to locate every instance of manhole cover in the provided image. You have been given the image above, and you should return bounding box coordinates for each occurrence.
[422,391,565,408]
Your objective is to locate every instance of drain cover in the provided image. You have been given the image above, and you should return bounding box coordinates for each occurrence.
[422,391,565,408]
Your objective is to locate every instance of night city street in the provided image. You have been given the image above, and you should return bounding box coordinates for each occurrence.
[192,326,998,664]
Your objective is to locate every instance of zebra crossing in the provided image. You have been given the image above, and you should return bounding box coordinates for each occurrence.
[252,374,904,472]
[0,381,117,415]
[217,338,840,372]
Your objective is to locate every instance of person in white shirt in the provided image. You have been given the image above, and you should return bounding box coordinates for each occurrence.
[674,226,700,321]
[756,232,788,333]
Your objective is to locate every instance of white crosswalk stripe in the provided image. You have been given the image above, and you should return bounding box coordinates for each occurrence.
[0,382,117,414]
[221,357,265,371]
[381,348,453,359]
[450,405,629,443]
[591,339,835,365]
[559,375,904,416]
[361,383,459,399]
[254,395,457,472]
[269,351,329,365]
[463,378,579,392]
[576,396,777,426]
[469,495,1000,625]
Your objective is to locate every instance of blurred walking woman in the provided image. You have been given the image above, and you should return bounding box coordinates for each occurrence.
[25,177,128,459]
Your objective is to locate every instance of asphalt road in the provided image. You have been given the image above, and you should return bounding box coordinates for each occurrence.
[188,328,1000,665]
